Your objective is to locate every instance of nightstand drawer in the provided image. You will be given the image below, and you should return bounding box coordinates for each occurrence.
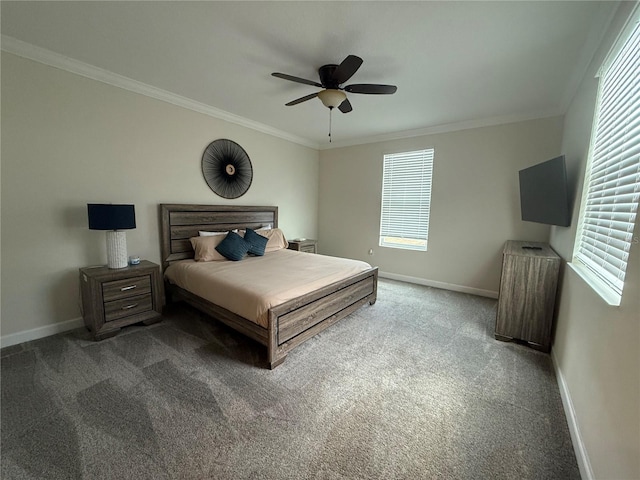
[104,294,153,322]
[299,244,316,253]
[102,275,151,302]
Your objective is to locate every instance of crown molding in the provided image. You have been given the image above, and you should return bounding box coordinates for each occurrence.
[320,109,564,150]
[1,35,319,150]
[1,34,570,153]
[558,2,619,115]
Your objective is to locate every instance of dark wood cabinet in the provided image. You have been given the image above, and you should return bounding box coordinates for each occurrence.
[288,239,317,254]
[495,240,560,352]
[79,260,164,340]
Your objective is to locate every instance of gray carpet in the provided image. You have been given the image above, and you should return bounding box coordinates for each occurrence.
[1,279,580,479]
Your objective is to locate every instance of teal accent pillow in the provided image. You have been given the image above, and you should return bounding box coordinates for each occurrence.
[244,228,268,256]
[215,231,250,261]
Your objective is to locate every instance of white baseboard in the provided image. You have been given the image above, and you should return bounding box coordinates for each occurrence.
[551,349,594,480]
[379,271,499,299]
[1,317,84,349]
[1,274,496,348]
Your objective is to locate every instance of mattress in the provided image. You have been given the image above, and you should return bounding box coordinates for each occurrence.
[164,249,372,328]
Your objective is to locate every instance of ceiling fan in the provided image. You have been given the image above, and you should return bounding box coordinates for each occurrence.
[271,55,397,114]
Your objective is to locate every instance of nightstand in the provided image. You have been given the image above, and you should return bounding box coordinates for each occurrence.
[288,239,317,254]
[79,260,164,340]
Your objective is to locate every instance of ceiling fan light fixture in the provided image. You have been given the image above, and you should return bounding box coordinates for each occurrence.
[318,89,347,109]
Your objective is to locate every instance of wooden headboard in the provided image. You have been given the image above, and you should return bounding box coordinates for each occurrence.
[159,204,278,270]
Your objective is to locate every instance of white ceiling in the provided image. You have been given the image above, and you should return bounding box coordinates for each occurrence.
[1,1,617,149]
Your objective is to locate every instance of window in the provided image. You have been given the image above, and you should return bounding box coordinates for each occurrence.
[379,149,434,251]
[571,16,640,306]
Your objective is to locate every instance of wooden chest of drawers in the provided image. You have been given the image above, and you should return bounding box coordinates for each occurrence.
[79,260,164,340]
[495,241,560,352]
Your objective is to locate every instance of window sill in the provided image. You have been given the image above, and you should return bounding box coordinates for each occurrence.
[567,261,622,307]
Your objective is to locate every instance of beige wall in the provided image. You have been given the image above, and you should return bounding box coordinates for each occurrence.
[318,117,563,295]
[550,3,640,479]
[1,53,319,342]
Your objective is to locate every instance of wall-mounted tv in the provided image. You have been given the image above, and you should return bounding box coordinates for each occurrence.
[519,155,571,227]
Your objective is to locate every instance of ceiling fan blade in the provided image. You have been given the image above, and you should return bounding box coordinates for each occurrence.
[345,84,397,95]
[338,98,353,113]
[331,55,363,85]
[272,72,322,88]
[285,92,319,106]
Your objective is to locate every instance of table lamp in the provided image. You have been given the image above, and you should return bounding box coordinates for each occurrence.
[87,204,136,269]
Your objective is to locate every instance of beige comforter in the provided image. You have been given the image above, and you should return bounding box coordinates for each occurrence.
[164,249,372,328]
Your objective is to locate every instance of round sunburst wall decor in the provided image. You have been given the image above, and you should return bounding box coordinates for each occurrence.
[201,139,253,199]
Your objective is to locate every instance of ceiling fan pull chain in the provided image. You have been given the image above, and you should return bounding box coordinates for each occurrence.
[328,107,333,143]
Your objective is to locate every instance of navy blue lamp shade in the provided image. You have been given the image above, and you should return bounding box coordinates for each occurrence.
[87,204,136,230]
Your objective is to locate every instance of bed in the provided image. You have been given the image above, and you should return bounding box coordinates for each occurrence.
[160,204,378,368]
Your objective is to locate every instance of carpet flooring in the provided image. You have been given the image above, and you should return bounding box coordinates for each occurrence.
[1,279,580,479]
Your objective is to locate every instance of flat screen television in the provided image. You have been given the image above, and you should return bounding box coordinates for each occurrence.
[518,155,570,227]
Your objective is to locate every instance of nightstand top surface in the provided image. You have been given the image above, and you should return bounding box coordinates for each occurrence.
[80,260,158,277]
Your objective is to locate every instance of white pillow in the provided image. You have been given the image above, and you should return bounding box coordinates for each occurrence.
[199,230,237,236]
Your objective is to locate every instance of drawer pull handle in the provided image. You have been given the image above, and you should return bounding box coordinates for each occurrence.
[121,304,138,310]
[120,285,137,291]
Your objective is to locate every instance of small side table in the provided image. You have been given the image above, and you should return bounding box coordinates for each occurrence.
[288,239,318,254]
[79,260,164,340]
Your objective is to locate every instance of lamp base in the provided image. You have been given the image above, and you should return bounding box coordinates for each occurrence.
[106,230,128,269]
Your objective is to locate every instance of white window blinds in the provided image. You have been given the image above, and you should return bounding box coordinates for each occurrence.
[573,20,640,303]
[379,149,434,251]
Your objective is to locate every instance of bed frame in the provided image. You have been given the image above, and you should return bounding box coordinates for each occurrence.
[160,204,378,368]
